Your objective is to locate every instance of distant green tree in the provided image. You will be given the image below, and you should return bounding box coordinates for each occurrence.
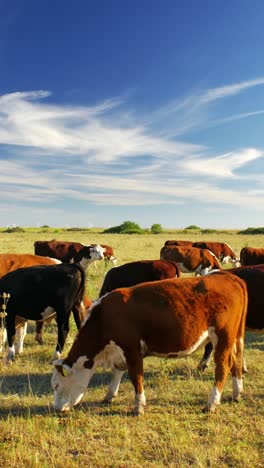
[151,223,163,234]
[184,225,200,230]
[104,220,144,234]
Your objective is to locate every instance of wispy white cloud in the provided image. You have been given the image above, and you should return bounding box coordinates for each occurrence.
[0,78,264,225]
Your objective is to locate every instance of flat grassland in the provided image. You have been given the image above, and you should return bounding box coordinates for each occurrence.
[0,230,263,467]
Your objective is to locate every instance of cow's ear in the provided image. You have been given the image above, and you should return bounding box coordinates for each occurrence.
[53,359,72,377]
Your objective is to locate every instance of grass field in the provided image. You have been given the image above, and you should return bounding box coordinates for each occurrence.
[0,230,263,467]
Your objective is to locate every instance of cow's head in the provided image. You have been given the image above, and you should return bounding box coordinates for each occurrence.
[51,356,95,412]
[78,244,105,269]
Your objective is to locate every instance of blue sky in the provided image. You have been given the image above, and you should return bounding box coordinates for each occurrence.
[1,0,264,229]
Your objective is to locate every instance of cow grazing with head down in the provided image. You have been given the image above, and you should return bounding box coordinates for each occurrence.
[193,241,239,266]
[160,245,221,275]
[240,247,264,266]
[52,272,247,415]
[0,263,86,362]
[198,264,264,372]
[34,240,104,269]
[99,259,180,297]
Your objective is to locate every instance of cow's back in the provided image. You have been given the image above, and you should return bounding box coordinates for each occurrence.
[0,253,59,278]
[240,247,264,266]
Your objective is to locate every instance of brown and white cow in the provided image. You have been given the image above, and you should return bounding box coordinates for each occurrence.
[99,260,180,297]
[160,245,221,275]
[90,244,118,265]
[34,240,104,269]
[240,247,264,266]
[193,241,239,265]
[52,272,247,415]
[198,265,264,371]
[164,240,194,247]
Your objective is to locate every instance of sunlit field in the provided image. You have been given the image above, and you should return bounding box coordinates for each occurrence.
[0,230,263,467]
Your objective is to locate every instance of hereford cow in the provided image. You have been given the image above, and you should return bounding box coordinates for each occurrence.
[0,263,86,362]
[160,245,221,275]
[34,240,104,268]
[99,260,180,297]
[198,265,264,371]
[52,272,247,415]
[193,241,239,265]
[90,244,118,265]
[240,247,264,266]
[164,240,194,247]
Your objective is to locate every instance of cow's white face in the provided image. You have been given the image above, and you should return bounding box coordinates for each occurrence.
[51,357,95,412]
[89,245,105,261]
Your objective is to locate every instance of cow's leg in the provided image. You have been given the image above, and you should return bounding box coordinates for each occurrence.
[35,321,44,345]
[204,342,234,413]
[16,321,27,355]
[6,315,16,361]
[72,302,86,329]
[197,342,213,371]
[51,316,70,362]
[230,336,244,401]
[126,354,146,416]
[103,367,125,403]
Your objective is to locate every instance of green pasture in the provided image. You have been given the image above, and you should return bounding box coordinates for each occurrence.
[0,230,263,467]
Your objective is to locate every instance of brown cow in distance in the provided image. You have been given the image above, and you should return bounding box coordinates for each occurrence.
[99,260,180,297]
[164,240,194,247]
[193,241,239,265]
[34,240,104,269]
[240,247,264,266]
[160,245,221,275]
[52,272,247,415]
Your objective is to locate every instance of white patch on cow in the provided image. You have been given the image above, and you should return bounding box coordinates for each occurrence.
[7,345,15,361]
[134,391,146,415]
[90,245,105,262]
[41,306,56,320]
[232,377,243,400]
[94,341,127,370]
[50,350,61,363]
[110,256,119,265]
[207,386,222,411]
[48,257,62,264]
[208,326,218,347]
[16,322,27,354]
[103,367,125,402]
[52,355,95,412]
[140,340,148,356]
[177,262,192,273]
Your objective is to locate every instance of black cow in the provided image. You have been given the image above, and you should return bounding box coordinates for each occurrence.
[99,260,180,297]
[0,263,86,362]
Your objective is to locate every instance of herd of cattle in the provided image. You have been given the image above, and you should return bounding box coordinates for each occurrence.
[0,238,263,416]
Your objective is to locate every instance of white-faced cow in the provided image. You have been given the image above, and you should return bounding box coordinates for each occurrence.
[34,240,104,269]
[0,263,86,362]
[160,245,221,275]
[240,247,264,266]
[193,241,239,266]
[198,265,264,371]
[52,272,247,415]
[99,260,180,297]
[90,244,118,265]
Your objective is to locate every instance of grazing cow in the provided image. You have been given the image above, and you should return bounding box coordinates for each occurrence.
[34,240,104,268]
[0,263,86,362]
[52,272,247,415]
[90,244,118,265]
[160,245,221,275]
[198,265,264,371]
[164,240,194,247]
[193,241,239,265]
[99,260,180,297]
[240,247,264,266]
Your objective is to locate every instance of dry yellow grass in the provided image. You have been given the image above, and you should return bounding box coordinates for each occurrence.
[0,230,263,467]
